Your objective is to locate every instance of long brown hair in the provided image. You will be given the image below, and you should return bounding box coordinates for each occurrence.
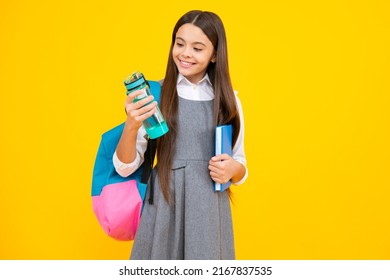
[157,10,240,203]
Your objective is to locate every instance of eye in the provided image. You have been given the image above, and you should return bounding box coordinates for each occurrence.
[176,42,184,47]
[194,48,203,52]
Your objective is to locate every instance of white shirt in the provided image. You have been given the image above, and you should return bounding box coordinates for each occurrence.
[113,73,248,185]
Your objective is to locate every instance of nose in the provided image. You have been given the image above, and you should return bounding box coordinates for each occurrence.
[182,46,192,58]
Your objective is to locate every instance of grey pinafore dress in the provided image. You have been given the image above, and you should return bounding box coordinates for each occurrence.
[130,97,235,260]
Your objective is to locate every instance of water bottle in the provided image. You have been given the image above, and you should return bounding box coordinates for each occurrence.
[124,71,169,139]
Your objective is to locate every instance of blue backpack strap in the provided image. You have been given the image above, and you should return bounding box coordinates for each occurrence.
[91,80,161,201]
[148,80,161,101]
[142,80,161,204]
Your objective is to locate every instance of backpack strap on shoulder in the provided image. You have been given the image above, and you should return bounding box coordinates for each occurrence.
[139,80,161,205]
[141,138,157,204]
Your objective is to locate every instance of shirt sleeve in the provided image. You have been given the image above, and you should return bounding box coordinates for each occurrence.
[112,126,148,177]
[232,93,248,185]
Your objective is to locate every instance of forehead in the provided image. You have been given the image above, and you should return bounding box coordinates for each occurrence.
[175,23,213,46]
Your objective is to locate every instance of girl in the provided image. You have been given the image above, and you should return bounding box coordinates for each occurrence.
[114,10,248,260]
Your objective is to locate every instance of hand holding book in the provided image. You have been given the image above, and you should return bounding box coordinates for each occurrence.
[209,154,234,191]
[209,124,233,192]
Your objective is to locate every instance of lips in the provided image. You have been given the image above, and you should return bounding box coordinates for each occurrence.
[180,60,194,68]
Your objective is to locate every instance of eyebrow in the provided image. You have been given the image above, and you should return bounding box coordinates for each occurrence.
[176,37,206,46]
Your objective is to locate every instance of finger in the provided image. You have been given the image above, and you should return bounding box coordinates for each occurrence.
[211,172,228,184]
[127,103,156,119]
[125,97,155,115]
[212,154,231,161]
[138,105,157,120]
[208,164,220,173]
[210,174,226,184]
[132,106,157,123]
[125,90,139,104]
[209,173,219,182]
[136,93,154,104]
[126,94,154,108]
[209,170,220,178]
[126,90,147,102]
[209,158,226,169]
[136,101,157,115]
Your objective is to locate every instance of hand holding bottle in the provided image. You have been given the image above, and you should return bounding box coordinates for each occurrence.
[124,71,169,139]
[124,90,157,131]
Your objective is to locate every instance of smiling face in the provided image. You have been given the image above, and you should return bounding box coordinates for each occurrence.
[172,23,216,84]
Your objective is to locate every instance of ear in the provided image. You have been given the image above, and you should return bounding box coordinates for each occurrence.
[211,53,216,63]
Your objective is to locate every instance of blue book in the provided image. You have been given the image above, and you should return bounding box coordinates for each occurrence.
[214,124,233,192]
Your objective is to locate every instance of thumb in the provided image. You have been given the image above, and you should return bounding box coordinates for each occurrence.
[212,153,231,161]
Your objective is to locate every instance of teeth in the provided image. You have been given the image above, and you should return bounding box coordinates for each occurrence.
[181,60,192,66]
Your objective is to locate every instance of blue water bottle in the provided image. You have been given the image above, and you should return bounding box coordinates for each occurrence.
[124,71,169,139]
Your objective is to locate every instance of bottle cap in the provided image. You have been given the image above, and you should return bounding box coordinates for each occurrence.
[124,71,146,91]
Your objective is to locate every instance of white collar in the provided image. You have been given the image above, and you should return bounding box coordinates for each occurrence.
[177,73,212,87]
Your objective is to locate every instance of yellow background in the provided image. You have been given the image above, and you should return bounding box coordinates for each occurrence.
[1,0,389,259]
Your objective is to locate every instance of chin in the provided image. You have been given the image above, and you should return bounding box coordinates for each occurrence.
[178,69,192,77]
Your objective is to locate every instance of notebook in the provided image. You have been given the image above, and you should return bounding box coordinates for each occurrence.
[214,124,232,192]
